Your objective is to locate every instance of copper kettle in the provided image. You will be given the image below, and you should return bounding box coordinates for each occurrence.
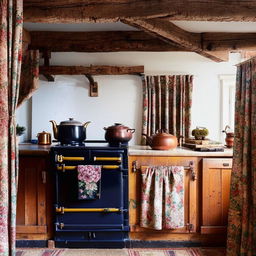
[142,129,178,150]
[37,131,51,145]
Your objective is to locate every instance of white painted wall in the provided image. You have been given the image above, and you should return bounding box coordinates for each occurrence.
[17,51,240,144]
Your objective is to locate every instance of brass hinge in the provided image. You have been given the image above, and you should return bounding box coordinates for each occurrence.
[59,223,64,229]
[132,160,139,172]
[186,223,194,232]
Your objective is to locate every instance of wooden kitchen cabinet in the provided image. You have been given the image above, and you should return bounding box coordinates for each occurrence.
[128,156,198,240]
[16,155,53,240]
[201,158,232,234]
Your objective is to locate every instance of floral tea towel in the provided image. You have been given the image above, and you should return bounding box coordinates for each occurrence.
[140,166,185,230]
[77,165,101,200]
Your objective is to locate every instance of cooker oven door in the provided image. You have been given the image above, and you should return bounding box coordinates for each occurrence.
[55,166,124,229]
[54,148,126,231]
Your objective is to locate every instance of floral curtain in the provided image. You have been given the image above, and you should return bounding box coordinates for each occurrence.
[140,166,184,230]
[18,50,40,107]
[142,75,193,144]
[0,0,23,255]
[226,58,256,255]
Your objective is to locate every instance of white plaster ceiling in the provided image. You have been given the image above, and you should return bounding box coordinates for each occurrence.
[24,21,256,33]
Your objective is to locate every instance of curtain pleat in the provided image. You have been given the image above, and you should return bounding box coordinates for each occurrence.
[226,58,256,256]
[0,0,23,255]
[141,75,193,144]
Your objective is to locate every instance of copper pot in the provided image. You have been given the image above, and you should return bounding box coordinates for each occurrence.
[222,125,234,148]
[142,130,178,150]
[225,132,234,148]
[104,123,135,143]
[37,131,51,145]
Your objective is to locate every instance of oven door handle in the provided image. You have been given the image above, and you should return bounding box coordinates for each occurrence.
[93,156,121,162]
[56,155,85,163]
[56,207,122,214]
[56,164,120,171]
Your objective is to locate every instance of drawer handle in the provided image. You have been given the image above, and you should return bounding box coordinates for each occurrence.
[94,156,121,162]
[56,155,85,163]
[223,163,230,167]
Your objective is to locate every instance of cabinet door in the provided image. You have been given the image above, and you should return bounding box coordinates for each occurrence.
[129,156,198,240]
[201,158,232,234]
[16,156,47,239]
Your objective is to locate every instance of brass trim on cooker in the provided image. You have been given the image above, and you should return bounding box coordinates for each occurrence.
[56,155,85,163]
[56,165,120,171]
[56,207,121,214]
[93,156,121,162]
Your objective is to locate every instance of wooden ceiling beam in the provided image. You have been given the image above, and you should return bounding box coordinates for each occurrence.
[123,18,229,62]
[24,0,256,22]
[39,65,145,76]
[29,31,186,52]
[202,33,256,51]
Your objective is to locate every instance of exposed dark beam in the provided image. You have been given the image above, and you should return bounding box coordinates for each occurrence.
[39,65,145,76]
[29,31,186,52]
[123,19,228,62]
[202,33,256,51]
[24,0,256,23]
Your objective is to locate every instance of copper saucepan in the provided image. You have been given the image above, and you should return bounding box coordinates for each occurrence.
[37,131,52,145]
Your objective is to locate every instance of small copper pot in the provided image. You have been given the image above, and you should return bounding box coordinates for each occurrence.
[37,131,51,145]
[104,123,135,143]
[225,132,234,148]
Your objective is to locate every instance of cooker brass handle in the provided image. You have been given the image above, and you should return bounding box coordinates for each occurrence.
[56,165,120,171]
[56,207,121,213]
[102,165,120,169]
[56,155,85,163]
[93,157,121,162]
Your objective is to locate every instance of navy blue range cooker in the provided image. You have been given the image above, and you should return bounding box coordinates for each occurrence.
[51,141,129,248]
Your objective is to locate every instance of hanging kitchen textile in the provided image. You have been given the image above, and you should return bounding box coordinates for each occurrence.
[141,75,193,144]
[140,166,184,230]
[226,57,256,256]
[77,165,101,200]
[0,0,23,255]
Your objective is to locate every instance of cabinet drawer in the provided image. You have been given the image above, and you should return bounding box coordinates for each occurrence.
[202,158,233,169]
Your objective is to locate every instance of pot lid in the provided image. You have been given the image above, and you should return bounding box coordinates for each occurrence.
[59,118,83,126]
[153,129,176,138]
[38,131,50,134]
[105,123,128,129]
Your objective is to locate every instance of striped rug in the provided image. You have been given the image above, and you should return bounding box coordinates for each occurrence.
[16,248,202,256]
[16,247,225,256]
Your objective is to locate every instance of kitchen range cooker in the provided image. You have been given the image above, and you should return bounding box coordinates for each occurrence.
[51,140,129,248]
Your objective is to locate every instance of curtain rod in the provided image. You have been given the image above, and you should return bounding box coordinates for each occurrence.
[143,73,197,77]
[235,56,256,67]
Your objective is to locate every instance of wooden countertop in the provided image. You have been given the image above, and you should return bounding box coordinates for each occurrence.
[19,143,233,157]
[19,143,52,156]
[128,145,233,157]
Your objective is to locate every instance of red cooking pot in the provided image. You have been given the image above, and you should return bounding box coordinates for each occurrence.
[104,123,135,143]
